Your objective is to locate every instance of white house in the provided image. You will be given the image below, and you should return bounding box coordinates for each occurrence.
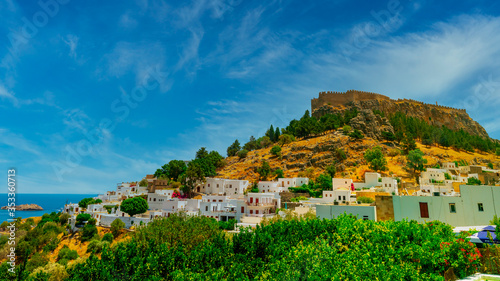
[258,181,281,193]
[277,178,309,190]
[332,178,353,190]
[323,188,352,203]
[200,195,243,221]
[245,193,279,216]
[380,177,398,195]
[196,178,249,197]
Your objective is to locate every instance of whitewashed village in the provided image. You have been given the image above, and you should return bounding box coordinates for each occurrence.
[63,162,500,231]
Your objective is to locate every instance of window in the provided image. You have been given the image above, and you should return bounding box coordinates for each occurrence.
[343,196,346,201]
[153,198,156,202]
[478,203,484,212]
[338,196,342,200]
[419,202,429,218]
[205,206,208,211]
[241,207,244,213]
[250,197,253,203]
[449,203,456,213]
[363,216,369,220]
[256,210,259,214]
[250,210,253,214]
[256,198,259,204]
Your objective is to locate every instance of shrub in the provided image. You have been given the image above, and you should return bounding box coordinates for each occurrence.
[76,213,91,224]
[57,246,78,261]
[270,145,281,157]
[467,177,482,186]
[59,213,70,225]
[87,218,97,226]
[111,219,125,238]
[387,148,400,157]
[290,196,309,202]
[496,148,500,156]
[218,219,237,231]
[102,233,113,243]
[237,149,249,159]
[357,196,374,204]
[87,240,110,254]
[342,125,352,134]
[80,224,98,242]
[348,129,364,140]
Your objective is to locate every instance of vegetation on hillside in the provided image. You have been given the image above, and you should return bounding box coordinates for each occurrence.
[1,213,488,280]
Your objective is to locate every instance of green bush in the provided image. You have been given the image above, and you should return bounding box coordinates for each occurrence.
[87,240,110,254]
[342,125,352,134]
[357,196,374,204]
[111,219,125,238]
[290,196,309,202]
[102,233,113,243]
[270,145,281,157]
[64,215,480,280]
[57,246,78,262]
[237,149,249,159]
[80,224,98,242]
[76,213,91,224]
[218,219,237,231]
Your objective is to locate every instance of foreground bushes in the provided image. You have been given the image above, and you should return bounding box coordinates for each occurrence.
[61,214,480,280]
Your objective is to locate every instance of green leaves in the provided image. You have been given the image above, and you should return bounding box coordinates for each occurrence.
[364,146,388,172]
[120,197,148,217]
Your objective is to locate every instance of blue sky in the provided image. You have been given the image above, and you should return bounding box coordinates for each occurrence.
[1,0,500,193]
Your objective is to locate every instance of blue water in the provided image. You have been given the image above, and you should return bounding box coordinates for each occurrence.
[0,194,96,223]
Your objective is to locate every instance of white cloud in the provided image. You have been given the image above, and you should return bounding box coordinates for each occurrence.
[0,128,41,155]
[0,83,18,106]
[62,34,79,59]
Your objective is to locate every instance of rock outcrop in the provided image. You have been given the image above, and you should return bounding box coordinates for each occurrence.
[1,204,44,211]
[312,91,490,139]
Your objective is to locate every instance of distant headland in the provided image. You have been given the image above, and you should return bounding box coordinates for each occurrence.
[1,204,44,211]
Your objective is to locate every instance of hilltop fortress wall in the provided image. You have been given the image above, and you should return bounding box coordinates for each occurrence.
[311,90,466,113]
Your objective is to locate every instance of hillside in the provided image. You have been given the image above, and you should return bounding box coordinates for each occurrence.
[217,129,499,186]
[217,91,499,187]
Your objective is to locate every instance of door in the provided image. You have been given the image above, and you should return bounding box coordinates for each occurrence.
[419,202,429,218]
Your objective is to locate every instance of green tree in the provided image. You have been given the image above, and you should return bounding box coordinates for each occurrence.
[401,134,417,154]
[270,145,282,157]
[364,146,387,172]
[111,219,125,238]
[227,139,241,157]
[325,165,336,178]
[259,136,272,148]
[278,134,295,146]
[315,174,332,190]
[76,213,91,224]
[342,125,352,134]
[237,149,249,159]
[80,224,98,242]
[243,136,260,151]
[257,161,272,181]
[466,177,482,185]
[139,178,148,187]
[120,197,149,217]
[266,125,275,142]
[78,198,95,209]
[406,149,427,174]
[382,131,396,141]
[488,163,494,169]
[496,148,500,156]
[275,127,281,142]
[273,169,284,179]
[182,160,205,196]
[59,213,70,225]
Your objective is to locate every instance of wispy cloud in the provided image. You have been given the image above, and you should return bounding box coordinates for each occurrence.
[62,34,79,59]
[0,128,41,155]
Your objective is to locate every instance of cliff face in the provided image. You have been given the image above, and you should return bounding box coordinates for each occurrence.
[312,92,490,139]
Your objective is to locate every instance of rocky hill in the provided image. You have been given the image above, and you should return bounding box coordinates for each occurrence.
[216,91,498,185]
[217,130,498,186]
[311,90,489,140]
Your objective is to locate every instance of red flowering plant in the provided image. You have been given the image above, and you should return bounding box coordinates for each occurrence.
[440,232,482,278]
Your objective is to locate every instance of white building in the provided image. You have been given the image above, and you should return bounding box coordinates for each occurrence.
[258,181,281,193]
[200,195,243,221]
[332,178,353,190]
[380,177,398,195]
[277,178,309,190]
[196,178,249,197]
[245,193,279,216]
[323,188,352,203]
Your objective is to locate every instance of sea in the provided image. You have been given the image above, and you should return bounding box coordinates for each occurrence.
[0,194,96,223]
